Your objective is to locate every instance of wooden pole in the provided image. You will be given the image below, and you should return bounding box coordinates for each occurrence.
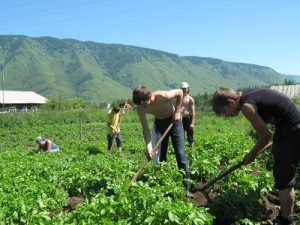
[2,60,4,109]
[199,142,273,191]
[80,120,83,141]
[130,123,173,183]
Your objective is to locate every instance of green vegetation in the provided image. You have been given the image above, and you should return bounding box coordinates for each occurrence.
[1,107,299,224]
[0,35,287,102]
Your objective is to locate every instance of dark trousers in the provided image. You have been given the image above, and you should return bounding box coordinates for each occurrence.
[182,115,194,143]
[272,123,300,190]
[154,117,190,186]
[107,133,122,150]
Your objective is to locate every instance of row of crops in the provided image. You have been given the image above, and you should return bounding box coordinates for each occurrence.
[0,109,299,224]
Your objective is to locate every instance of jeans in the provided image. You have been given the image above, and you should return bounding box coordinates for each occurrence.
[154,117,190,186]
[50,148,59,152]
[107,133,122,150]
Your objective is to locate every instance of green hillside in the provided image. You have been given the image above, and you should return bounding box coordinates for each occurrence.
[0,35,286,102]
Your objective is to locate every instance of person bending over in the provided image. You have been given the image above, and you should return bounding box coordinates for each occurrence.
[213,87,300,225]
[132,85,191,189]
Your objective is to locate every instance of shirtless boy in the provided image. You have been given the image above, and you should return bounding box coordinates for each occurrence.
[132,85,191,188]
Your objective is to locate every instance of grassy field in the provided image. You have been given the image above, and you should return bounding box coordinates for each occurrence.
[0,108,299,224]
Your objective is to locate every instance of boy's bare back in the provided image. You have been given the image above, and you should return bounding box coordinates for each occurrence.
[137,90,178,119]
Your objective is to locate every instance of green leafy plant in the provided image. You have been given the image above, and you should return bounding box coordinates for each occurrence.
[0,108,298,224]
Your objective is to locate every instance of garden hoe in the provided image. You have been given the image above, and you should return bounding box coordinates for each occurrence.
[197,142,273,200]
[109,133,117,154]
[130,123,173,184]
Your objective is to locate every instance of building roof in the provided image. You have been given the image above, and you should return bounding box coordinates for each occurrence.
[0,90,48,104]
[270,84,300,99]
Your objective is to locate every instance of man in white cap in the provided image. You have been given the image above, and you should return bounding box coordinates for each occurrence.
[181,82,195,148]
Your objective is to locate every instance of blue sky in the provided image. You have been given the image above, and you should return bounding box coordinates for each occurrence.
[1,0,299,75]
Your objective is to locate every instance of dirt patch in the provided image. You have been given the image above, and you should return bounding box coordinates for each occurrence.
[189,183,217,205]
[64,196,84,211]
[188,182,280,224]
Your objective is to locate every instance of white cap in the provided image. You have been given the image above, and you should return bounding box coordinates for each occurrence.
[181,82,189,89]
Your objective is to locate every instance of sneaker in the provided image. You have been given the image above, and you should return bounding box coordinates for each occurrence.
[186,190,194,198]
[273,217,281,225]
[273,215,294,225]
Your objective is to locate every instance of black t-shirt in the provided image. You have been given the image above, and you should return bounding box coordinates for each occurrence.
[240,88,300,127]
[40,140,49,150]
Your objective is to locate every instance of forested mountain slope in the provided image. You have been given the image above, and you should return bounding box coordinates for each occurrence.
[0,35,286,102]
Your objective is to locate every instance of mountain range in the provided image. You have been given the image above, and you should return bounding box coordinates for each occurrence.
[0,35,297,102]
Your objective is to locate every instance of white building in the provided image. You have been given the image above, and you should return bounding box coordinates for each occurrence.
[0,90,48,112]
[270,84,300,99]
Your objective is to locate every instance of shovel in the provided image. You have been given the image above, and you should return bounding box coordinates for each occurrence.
[199,142,273,192]
[130,123,173,183]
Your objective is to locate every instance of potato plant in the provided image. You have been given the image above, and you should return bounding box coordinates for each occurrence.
[0,109,299,224]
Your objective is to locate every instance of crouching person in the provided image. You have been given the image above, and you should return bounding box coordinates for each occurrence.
[36,136,60,153]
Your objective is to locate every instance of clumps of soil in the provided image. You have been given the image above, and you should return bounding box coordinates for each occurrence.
[48,196,84,218]
[188,182,280,224]
[189,183,217,205]
[64,196,84,211]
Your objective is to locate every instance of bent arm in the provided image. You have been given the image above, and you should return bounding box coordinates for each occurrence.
[241,103,272,164]
[164,89,183,121]
[107,122,118,133]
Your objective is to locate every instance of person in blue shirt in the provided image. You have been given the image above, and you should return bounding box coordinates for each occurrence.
[36,136,59,153]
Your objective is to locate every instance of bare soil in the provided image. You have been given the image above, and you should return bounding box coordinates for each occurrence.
[62,183,281,224]
[64,196,85,211]
[188,182,280,225]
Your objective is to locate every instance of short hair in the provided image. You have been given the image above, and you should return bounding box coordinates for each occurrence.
[132,85,150,105]
[113,105,120,113]
[118,102,126,108]
[212,87,237,115]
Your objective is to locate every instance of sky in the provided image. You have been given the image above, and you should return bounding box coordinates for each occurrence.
[0,0,299,75]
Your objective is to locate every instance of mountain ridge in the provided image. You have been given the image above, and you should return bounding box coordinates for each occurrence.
[0,35,290,102]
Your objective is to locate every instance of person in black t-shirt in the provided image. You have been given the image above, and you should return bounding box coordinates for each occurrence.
[212,87,300,225]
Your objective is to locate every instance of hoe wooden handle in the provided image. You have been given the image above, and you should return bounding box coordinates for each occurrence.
[130,123,173,184]
[200,142,273,191]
